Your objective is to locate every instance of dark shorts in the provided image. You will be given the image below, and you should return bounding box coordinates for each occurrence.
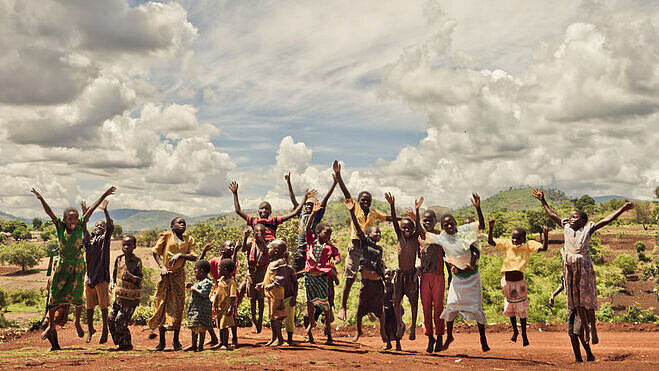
[568,309,583,336]
[293,248,306,274]
[393,269,419,304]
[241,269,266,300]
[357,279,384,317]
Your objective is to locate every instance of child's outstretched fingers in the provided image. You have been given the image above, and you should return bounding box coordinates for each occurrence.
[384,192,394,205]
[531,188,544,201]
[104,186,117,196]
[81,201,88,214]
[284,172,290,181]
[312,201,322,213]
[489,219,496,227]
[622,201,634,211]
[243,227,251,237]
[415,197,424,209]
[471,193,481,208]
[31,188,42,199]
[344,198,355,210]
[332,160,341,174]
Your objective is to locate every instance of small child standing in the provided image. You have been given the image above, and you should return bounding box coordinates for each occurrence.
[382,269,404,350]
[108,235,143,351]
[487,220,549,346]
[185,260,213,352]
[213,259,238,350]
[240,224,269,334]
[345,198,386,344]
[258,239,297,346]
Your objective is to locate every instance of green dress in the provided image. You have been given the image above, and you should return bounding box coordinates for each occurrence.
[49,218,86,306]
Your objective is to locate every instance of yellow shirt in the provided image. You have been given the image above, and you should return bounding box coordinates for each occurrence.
[345,197,387,240]
[152,231,195,271]
[495,239,542,274]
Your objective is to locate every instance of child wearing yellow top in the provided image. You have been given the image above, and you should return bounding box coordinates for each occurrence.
[213,258,238,350]
[488,220,549,346]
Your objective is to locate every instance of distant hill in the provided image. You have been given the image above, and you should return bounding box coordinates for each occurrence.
[0,211,29,223]
[89,209,189,232]
[592,195,638,204]
[456,187,569,214]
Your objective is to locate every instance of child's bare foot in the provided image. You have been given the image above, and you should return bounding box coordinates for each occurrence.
[118,345,133,351]
[173,341,182,351]
[99,329,108,344]
[337,308,347,322]
[324,338,333,345]
[510,331,518,343]
[184,344,196,351]
[265,339,275,347]
[49,345,61,352]
[154,343,165,351]
[307,331,315,344]
[395,341,402,351]
[271,338,284,347]
[41,325,52,340]
[434,339,443,352]
[591,329,599,345]
[522,335,529,347]
[575,356,583,363]
[219,345,228,350]
[481,340,490,352]
[426,336,435,353]
[443,336,454,350]
[75,321,85,338]
[85,328,96,343]
[383,342,392,350]
[355,331,363,342]
[409,328,415,340]
[206,339,218,346]
[587,354,595,362]
[195,346,203,352]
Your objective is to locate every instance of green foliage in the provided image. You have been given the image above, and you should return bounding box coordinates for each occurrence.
[112,224,123,238]
[588,237,607,265]
[28,317,44,331]
[0,287,8,310]
[572,195,596,211]
[641,264,658,281]
[31,218,42,230]
[616,232,625,239]
[40,225,56,242]
[596,302,615,322]
[635,241,647,253]
[488,211,511,238]
[136,229,161,247]
[595,265,625,297]
[617,304,657,323]
[8,289,42,306]
[524,208,556,234]
[0,233,6,244]
[140,268,157,306]
[11,226,31,241]
[0,314,19,328]
[2,220,27,233]
[612,254,638,275]
[131,305,155,325]
[0,241,46,271]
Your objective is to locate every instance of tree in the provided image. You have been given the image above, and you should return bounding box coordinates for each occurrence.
[11,226,32,241]
[2,220,27,234]
[0,241,47,272]
[137,229,161,247]
[634,201,653,230]
[525,208,557,234]
[572,195,596,211]
[31,218,42,230]
[655,186,659,199]
[111,224,123,239]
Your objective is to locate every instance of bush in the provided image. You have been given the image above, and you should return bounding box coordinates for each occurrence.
[589,237,607,265]
[0,314,19,328]
[616,232,626,240]
[639,252,652,263]
[8,289,42,307]
[596,302,615,322]
[131,305,155,325]
[617,304,657,323]
[0,241,47,271]
[141,268,157,306]
[641,264,658,280]
[0,234,6,244]
[2,220,27,233]
[635,241,647,253]
[0,287,8,310]
[28,316,44,331]
[11,226,32,241]
[612,254,638,275]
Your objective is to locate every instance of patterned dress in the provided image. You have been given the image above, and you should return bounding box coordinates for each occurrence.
[561,220,598,310]
[50,218,86,307]
[187,278,213,332]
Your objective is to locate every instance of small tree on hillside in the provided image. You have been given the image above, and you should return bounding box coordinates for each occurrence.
[12,226,32,241]
[655,186,659,199]
[635,201,653,230]
[2,220,27,234]
[32,218,42,230]
[572,195,596,211]
[111,224,123,239]
[525,208,556,234]
[0,241,47,271]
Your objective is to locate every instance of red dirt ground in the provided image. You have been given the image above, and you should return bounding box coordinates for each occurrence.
[0,323,658,370]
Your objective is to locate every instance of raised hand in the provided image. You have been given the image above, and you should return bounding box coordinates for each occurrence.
[30,188,43,200]
[312,201,322,213]
[99,200,108,211]
[80,201,88,214]
[531,188,545,202]
[621,201,634,211]
[306,189,318,199]
[344,198,356,211]
[541,225,549,234]
[284,172,291,182]
[489,219,496,229]
[243,227,251,238]
[414,197,424,209]
[332,160,341,174]
[229,181,239,194]
[384,192,395,206]
[471,193,481,208]
[103,186,117,197]
[203,242,212,253]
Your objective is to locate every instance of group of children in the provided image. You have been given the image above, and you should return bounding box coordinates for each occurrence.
[30,164,635,362]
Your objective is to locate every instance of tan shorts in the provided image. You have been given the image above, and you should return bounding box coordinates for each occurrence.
[85,281,110,309]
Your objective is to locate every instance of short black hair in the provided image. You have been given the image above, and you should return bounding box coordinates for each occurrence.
[195,259,211,275]
[123,234,137,246]
[422,209,437,219]
[170,217,185,226]
[315,222,331,234]
[440,213,455,223]
[63,207,78,218]
[401,217,415,228]
[512,227,527,237]
[258,201,271,209]
[219,258,235,273]
[579,210,589,222]
[357,191,372,200]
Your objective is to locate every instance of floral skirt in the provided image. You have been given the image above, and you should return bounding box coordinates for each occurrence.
[501,277,528,318]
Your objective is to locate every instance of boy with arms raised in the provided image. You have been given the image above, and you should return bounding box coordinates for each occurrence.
[109,235,142,351]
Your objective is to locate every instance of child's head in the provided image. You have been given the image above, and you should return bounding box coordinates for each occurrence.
[568,210,588,230]
[170,217,186,235]
[258,202,272,218]
[357,191,372,210]
[511,227,527,245]
[315,223,332,243]
[121,235,137,255]
[93,220,106,236]
[253,223,266,243]
[220,240,235,258]
[304,196,319,214]
[53,305,69,326]
[267,239,287,260]
[218,258,235,278]
[422,210,437,231]
[384,268,394,284]
[63,207,79,230]
[365,225,381,242]
[194,259,211,280]
[400,217,415,238]
[440,214,458,235]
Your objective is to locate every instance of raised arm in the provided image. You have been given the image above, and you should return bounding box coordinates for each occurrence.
[384,192,401,237]
[532,189,563,226]
[285,172,298,208]
[31,188,58,223]
[229,181,248,221]
[99,200,114,234]
[199,242,213,261]
[332,160,351,199]
[471,193,485,231]
[591,201,634,234]
[306,202,323,234]
[487,219,496,246]
[414,197,424,238]
[83,186,116,223]
[539,226,549,251]
[321,175,339,208]
[241,228,251,253]
[280,189,314,222]
[345,198,364,239]
[232,240,241,262]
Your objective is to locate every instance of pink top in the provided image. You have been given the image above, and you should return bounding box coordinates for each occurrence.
[304,231,340,274]
[209,257,236,283]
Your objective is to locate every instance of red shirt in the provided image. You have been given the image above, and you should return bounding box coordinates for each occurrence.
[246,216,283,242]
[247,239,269,270]
[209,257,236,283]
[304,231,340,274]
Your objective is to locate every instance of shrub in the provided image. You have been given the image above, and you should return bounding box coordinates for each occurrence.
[140,268,157,306]
[0,314,19,328]
[639,252,652,263]
[641,264,658,280]
[589,237,607,265]
[616,232,626,240]
[635,241,647,253]
[612,254,638,275]
[11,226,32,241]
[596,302,615,322]
[0,241,47,271]
[595,265,626,297]
[0,234,6,244]
[617,304,657,323]
[131,305,155,325]
[28,317,44,331]
[0,287,8,310]
[2,220,27,233]
[8,289,42,306]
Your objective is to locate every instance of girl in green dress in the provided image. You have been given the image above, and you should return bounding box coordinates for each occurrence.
[32,186,116,349]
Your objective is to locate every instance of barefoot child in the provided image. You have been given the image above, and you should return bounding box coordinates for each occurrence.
[31,186,116,348]
[108,235,142,351]
[381,269,404,350]
[304,202,340,344]
[385,192,423,341]
[229,181,308,242]
[185,260,213,352]
[345,198,386,344]
[332,160,393,322]
[532,189,634,345]
[438,193,490,352]
[418,209,451,353]
[42,302,70,351]
[257,239,297,346]
[239,224,268,334]
[149,217,198,351]
[487,221,549,346]
[82,199,114,344]
[213,259,238,350]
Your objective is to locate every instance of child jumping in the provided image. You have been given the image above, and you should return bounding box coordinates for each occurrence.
[532,189,633,345]
[385,192,423,341]
[185,260,213,352]
[239,224,268,334]
[437,193,490,352]
[345,198,386,345]
[31,186,116,348]
[487,220,549,346]
[109,235,143,351]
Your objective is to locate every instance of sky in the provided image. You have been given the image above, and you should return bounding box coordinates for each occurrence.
[0,0,657,218]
